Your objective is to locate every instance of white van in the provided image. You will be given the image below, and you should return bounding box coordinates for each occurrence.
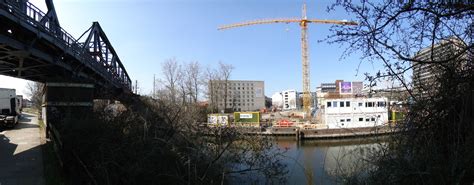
[0,88,20,127]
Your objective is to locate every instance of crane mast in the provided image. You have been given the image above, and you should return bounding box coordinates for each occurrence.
[219,4,357,119]
[300,21,311,116]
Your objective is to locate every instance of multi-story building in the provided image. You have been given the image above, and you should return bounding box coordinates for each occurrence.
[320,83,337,93]
[271,90,317,111]
[209,80,265,112]
[323,97,389,128]
[316,80,364,108]
[271,90,301,111]
[412,37,469,98]
[282,90,300,110]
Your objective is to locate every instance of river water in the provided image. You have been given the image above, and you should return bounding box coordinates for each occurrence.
[274,136,386,185]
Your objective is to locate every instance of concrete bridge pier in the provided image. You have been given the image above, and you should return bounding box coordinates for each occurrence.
[41,83,94,140]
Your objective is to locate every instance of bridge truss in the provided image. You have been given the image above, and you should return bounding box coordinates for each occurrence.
[0,0,132,92]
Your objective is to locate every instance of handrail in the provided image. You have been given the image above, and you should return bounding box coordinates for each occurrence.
[1,0,132,90]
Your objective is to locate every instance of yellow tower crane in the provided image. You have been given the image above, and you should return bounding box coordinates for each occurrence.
[218,4,357,118]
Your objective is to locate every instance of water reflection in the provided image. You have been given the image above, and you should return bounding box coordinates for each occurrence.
[276,136,386,185]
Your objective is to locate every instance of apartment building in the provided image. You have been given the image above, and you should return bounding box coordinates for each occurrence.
[412,37,469,98]
[209,80,265,112]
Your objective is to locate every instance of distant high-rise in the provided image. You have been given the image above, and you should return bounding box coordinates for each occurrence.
[412,38,469,98]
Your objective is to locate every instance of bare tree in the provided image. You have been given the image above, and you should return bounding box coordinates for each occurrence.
[326,1,473,184]
[184,61,201,103]
[326,1,472,96]
[24,81,43,112]
[162,58,183,104]
[217,61,234,112]
[203,66,218,112]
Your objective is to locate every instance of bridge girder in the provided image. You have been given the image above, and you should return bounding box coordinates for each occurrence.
[0,0,132,95]
[80,22,131,91]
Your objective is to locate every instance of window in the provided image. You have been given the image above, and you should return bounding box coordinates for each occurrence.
[327,102,332,107]
[346,119,351,122]
[346,101,350,107]
[371,117,375,121]
[333,101,338,107]
[340,101,344,107]
[358,102,363,107]
[340,119,345,122]
[366,102,374,107]
[365,118,370,122]
[359,118,363,122]
[377,101,386,107]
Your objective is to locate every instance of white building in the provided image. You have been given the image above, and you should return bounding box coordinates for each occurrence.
[281,90,300,110]
[271,90,300,110]
[271,92,283,109]
[323,97,388,129]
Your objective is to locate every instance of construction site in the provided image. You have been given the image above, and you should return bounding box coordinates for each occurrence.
[205,4,407,139]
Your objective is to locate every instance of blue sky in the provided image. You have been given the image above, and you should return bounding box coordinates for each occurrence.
[1,0,387,98]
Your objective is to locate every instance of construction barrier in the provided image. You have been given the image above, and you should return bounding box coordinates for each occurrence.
[234,112,260,127]
[207,114,229,127]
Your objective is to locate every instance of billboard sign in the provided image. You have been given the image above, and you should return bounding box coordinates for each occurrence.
[340,82,353,94]
[234,112,260,124]
[240,113,253,119]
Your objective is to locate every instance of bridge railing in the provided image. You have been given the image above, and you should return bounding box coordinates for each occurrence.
[1,0,132,90]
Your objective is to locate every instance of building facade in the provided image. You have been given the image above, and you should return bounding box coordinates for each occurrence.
[412,38,468,98]
[209,80,265,112]
[316,80,364,108]
[323,97,389,128]
[271,90,302,111]
[282,90,300,110]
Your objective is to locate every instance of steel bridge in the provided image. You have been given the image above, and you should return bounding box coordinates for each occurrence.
[0,0,132,94]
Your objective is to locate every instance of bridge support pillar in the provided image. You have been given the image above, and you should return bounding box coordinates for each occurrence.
[42,83,94,139]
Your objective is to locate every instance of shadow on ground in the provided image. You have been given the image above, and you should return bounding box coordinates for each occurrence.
[0,113,46,185]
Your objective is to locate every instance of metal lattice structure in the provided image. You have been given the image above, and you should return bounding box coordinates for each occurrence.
[219,4,357,118]
[80,22,131,88]
[0,0,131,92]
